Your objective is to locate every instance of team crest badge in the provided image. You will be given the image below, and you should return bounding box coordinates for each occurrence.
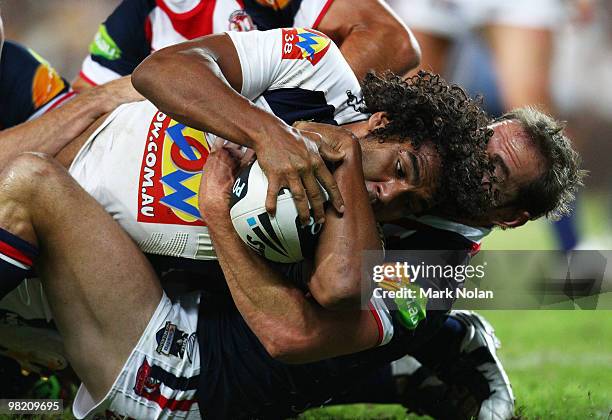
[228,10,256,32]
[155,321,196,362]
[282,28,331,66]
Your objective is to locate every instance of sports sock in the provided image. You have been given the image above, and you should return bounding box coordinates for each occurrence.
[0,228,38,299]
[412,316,466,367]
[553,211,579,251]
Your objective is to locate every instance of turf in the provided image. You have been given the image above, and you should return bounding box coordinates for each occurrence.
[303,311,612,420]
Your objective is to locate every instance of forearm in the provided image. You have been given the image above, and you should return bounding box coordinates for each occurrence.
[208,216,377,363]
[0,89,109,167]
[132,36,289,149]
[308,143,382,308]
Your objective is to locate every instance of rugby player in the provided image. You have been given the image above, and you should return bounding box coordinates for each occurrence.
[0,9,142,397]
[0,27,584,418]
[0,95,581,417]
[0,31,494,416]
[66,2,531,412]
[71,0,420,224]
[73,0,419,89]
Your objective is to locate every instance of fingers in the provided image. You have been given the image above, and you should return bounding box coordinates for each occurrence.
[265,178,280,216]
[287,176,311,226]
[314,159,344,214]
[302,172,326,224]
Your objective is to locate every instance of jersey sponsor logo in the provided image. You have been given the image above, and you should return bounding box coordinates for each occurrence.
[254,0,292,10]
[137,112,210,226]
[155,321,197,363]
[89,24,122,61]
[228,9,256,32]
[282,28,331,66]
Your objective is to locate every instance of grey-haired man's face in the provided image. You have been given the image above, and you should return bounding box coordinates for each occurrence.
[486,119,544,208]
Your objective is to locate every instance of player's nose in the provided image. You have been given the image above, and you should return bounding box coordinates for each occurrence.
[377,181,412,203]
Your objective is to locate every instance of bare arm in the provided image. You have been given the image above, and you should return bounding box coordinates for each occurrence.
[71,75,95,93]
[318,0,421,81]
[0,77,142,168]
[294,122,382,309]
[199,147,383,364]
[132,32,344,226]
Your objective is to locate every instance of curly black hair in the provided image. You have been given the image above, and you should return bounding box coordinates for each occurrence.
[348,70,495,218]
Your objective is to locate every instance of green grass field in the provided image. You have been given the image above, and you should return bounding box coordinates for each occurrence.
[303,311,612,420]
[304,193,612,419]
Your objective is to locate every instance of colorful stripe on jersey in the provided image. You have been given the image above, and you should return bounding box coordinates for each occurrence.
[0,41,70,129]
[369,295,394,346]
[0,228,38,270]
[134,357,198,411]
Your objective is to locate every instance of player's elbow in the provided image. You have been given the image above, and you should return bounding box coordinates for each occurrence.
[310,258,362,310]
[132,61,154,96]
[261,329,315,364]
[132,50,171,96]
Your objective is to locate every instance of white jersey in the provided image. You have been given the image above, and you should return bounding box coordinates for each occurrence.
[71,28,364,260]
[70,28,393,346]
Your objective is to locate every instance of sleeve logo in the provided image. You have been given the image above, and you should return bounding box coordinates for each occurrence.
[27,49,66,108]
[89,24,122,61]
[282,28,331,66]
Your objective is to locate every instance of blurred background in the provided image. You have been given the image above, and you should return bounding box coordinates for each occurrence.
[1,0,611,418]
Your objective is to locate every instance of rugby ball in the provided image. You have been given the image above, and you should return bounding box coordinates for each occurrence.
[229,161,327,263]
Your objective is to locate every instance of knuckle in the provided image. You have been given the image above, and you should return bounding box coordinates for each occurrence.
[292,191,306,201]
[308,190,322,201]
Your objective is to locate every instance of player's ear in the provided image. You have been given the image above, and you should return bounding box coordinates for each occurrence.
[367,112,390,132]
[492,210,531,229]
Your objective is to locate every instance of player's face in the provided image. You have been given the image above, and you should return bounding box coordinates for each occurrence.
[359,138,441,222]
[485,119,544,208]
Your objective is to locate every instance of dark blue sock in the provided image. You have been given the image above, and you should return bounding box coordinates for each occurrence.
[0,228,38,299]
[553,211,579,251]
[413,316,466,368]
